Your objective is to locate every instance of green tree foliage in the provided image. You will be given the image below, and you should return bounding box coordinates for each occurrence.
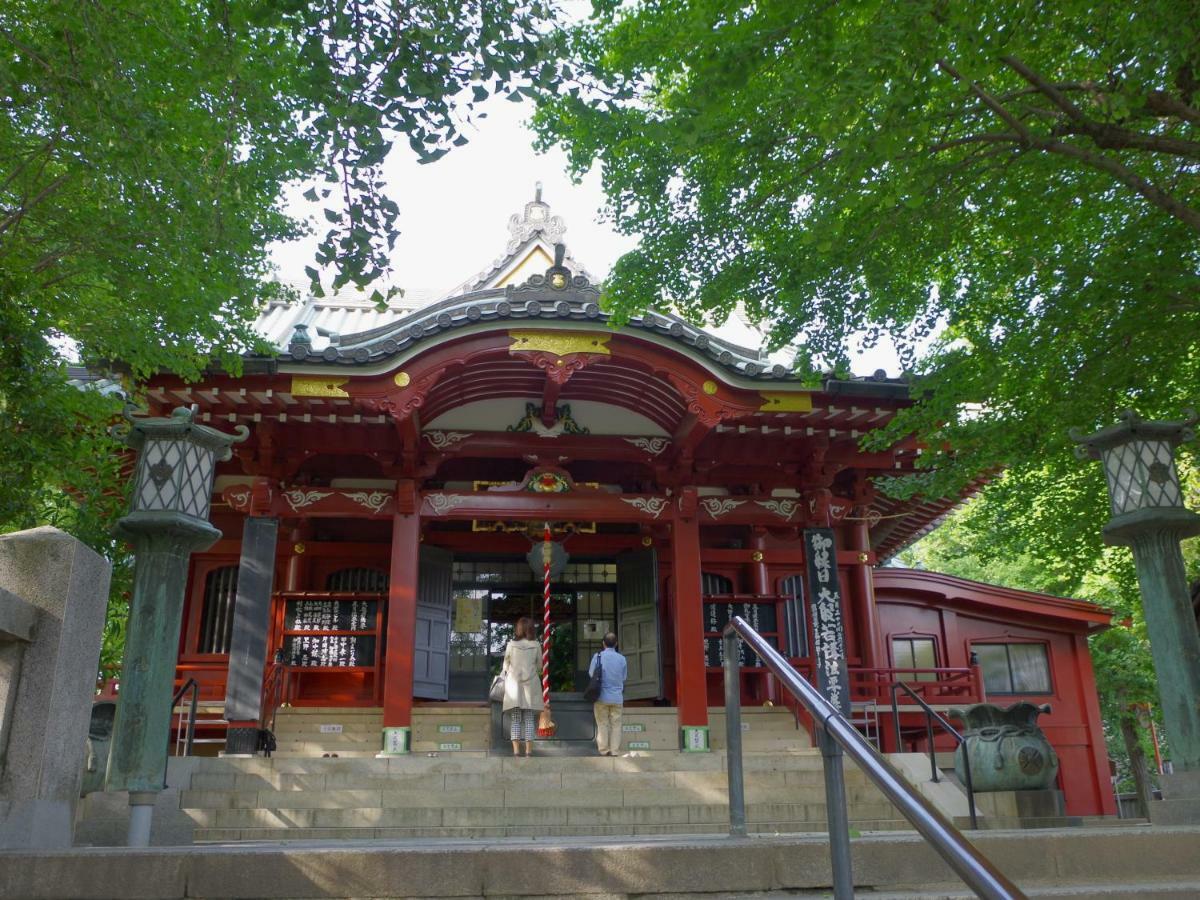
[1,0,558,542]
[534,1,1200,540]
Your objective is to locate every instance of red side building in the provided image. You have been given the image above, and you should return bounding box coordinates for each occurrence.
[142,191,1117,816]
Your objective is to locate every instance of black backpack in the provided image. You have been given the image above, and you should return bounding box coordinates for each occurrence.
[583,652,604,702]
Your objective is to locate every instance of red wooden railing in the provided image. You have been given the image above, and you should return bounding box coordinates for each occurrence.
[774,661,987,752]
[849,666,986,705]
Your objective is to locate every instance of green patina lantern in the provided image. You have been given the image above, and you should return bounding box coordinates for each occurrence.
[1072,409,1200,776]
[107,407,246,846]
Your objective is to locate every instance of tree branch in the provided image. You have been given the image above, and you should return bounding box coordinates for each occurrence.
[1041,139,1200,232]
[0,173,72,236]
[926,133,1019,153]
[937,59,1033,143]
[940,56,1200,231]
[1001,55,1089,123]
[1004,55,1200,160]
[1054,123,1200,161]
[1146,90,1200,126]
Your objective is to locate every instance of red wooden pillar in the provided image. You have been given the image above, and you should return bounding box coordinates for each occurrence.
[283,523,311,592]
[749,527,769,593]
[672,492,709,750]
[749,528,776,704]
[849,520,883,675]
[382,481,420,754]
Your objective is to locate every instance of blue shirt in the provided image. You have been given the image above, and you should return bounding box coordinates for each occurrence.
[588,647,628,704]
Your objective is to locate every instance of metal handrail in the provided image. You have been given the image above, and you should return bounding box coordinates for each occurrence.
[260,659,292,734]
[891,680,978,829]
[163,678,199,787]
[723,616,1024,900]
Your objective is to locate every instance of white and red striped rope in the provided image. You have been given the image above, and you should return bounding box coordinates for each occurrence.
[541,522,552,710]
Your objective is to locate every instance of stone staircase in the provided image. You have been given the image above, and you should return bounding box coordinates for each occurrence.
[180,750,905,842]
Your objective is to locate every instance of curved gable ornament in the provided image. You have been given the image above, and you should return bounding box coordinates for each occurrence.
[665,373,758,428]
[359,366,447,421]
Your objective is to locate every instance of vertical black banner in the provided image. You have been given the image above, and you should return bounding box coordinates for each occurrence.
[803,528,851,716]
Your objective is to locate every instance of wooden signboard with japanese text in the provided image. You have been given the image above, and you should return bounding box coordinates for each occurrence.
[802,528,851,716]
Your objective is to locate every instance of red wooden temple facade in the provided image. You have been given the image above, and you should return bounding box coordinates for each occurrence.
[141,192,1116,816]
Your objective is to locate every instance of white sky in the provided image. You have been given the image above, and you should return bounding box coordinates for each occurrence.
[269,97,638,297]
[269,96,903,377]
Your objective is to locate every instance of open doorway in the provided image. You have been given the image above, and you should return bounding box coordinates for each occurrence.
[447,558,617,700]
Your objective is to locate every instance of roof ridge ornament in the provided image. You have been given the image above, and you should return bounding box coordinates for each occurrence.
[507,183,566,252]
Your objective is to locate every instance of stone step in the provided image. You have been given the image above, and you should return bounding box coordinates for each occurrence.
[178,785,893,811]
[185,766,857,792]
[190,818,915,843]
[190,749,831,775]
[272,735,382,748]
[271,750,380,759]
[18,826,1200,898]
[182,799,900,830]
[642,884,1200,900]
[269,723,383,735]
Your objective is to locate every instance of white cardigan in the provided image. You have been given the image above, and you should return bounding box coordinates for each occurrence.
[501,639,544,711]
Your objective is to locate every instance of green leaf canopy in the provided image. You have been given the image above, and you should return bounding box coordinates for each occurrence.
[534,0,1200,522]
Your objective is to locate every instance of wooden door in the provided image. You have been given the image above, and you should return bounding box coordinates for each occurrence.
[413,546,452,700]
[617,548,661,700]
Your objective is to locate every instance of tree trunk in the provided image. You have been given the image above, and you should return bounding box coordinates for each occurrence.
[1119,708,1154,819]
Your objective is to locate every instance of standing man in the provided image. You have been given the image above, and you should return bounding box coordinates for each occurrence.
[589,632,628,757]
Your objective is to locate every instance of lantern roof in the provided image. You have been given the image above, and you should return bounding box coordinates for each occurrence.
[1071,408,1198,459]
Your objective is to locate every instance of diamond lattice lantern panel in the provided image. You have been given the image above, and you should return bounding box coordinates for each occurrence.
[121,406,244,524]
[1100,438,1184,517]
[132,436,218,518]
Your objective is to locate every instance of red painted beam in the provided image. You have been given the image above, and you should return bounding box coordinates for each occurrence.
[420,490,672,523]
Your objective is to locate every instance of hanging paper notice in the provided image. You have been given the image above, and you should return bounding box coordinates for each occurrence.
[803,528,851,716]
[453,595,483,633]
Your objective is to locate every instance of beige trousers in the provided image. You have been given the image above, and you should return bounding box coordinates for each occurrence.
[594,701,623,755]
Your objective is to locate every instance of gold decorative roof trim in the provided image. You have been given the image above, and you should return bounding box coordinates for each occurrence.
[508,330,611,357]
[759,392,814,413]
[290,375,350,398]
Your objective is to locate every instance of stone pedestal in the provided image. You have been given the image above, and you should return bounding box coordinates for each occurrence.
[1149,770,1200,825]
[0,527,110,849]
[974,788,1072,829]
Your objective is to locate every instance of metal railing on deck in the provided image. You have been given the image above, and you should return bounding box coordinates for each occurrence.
[722,616,1024,900]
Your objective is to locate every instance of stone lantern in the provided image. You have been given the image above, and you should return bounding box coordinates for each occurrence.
[1072,410,1200,817]
[107,407,246,846]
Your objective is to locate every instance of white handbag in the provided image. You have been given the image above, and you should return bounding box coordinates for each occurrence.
[489,672,506,703]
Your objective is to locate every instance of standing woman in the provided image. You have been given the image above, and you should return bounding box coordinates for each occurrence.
[501,616,544,757]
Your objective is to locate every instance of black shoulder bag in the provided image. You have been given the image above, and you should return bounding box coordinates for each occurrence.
[583,651,604,702]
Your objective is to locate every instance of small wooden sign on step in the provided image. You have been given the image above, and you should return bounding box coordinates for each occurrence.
[319,724,344,734]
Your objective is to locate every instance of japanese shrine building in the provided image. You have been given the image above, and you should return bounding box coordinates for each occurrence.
[142,189,1117,817]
